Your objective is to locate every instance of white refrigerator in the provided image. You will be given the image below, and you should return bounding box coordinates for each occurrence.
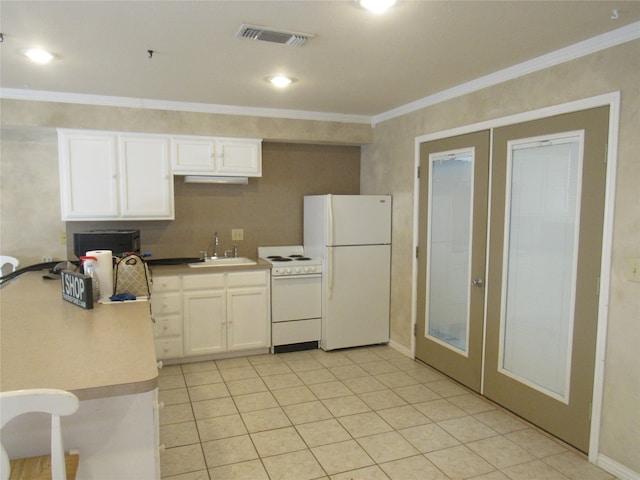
[304,194,391,350]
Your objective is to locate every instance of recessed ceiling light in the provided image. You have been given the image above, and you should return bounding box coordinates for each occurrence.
[266,75,296,88]
[359,0,396,13]
[23,48,55,64]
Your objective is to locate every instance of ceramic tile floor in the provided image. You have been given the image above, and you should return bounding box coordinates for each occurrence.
[158,345,616,480]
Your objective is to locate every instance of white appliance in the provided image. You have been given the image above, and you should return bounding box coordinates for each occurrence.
[257,246,322,353]
[304,194,391,351]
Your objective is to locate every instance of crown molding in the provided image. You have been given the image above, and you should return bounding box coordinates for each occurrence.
[372,21,640,125]
[0,88,373,125]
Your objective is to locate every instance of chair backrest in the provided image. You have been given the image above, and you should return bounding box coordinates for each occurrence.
[0,389,79,480]
[0,256,19,277]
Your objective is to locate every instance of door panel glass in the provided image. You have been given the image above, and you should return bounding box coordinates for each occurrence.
[500,134,583,400]
[426,151,473,353]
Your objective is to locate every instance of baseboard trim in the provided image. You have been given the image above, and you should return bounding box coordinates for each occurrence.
[388,339,413,359]
[597,454,640,480]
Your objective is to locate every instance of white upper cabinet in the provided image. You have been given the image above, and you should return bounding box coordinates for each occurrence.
[171,136,217,173]
[216,137,262,176]
[58,129,174,221]
[58,131,120,219]
[119,135,173,218]
[59,129,260,221]
[171,135,262,176]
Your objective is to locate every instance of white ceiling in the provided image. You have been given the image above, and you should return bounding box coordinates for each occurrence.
[1,1,639,120]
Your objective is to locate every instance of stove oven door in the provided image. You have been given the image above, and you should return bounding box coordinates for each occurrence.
[271,274,321,322]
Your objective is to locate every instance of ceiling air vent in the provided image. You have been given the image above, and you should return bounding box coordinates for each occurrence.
[236,24,314,47]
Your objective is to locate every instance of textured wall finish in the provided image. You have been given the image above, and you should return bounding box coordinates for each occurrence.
[360,40,640,474]
[0,99,373,145]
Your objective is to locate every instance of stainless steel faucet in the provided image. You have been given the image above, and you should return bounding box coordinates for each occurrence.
[212,232,219,258]
[224,244,239,258]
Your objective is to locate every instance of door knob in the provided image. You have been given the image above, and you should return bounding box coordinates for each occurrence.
[472,278,484,287]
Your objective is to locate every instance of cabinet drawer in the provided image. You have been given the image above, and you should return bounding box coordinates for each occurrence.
[155,338,183,360]
[151,293,181,315]
[153,276,181,292]
[152,315,182,338]
[227,270,267,288]
[183,273,225,290]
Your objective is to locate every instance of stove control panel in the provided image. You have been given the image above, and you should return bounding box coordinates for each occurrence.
[272,264,321,276]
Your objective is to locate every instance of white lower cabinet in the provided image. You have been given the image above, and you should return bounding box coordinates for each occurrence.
[183,273,226,356]
[151,276,183,360]
[227,272,270,351]
[152,270,270,360]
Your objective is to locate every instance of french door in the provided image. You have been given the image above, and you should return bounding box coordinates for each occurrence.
[416,107,609,452]
[415,131,490,393]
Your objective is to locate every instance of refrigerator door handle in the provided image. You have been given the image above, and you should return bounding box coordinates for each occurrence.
[328,194,334,245]
[328,247,334,299]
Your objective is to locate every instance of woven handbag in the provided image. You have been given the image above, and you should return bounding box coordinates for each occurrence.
[113,254,152,297]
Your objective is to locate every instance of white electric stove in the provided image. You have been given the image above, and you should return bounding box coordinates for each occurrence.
[258,246,322,353]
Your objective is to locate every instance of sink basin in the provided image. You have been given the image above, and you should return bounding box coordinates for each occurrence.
[188,257,256,268]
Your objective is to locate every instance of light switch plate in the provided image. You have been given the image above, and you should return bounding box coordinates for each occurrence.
[232,229,244,241]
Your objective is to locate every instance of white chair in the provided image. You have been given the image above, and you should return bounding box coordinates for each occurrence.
[0,389,79,480]
[0,256,19,277]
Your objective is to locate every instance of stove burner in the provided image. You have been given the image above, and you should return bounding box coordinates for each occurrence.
[267,255,293,262]
[295,257,311,261]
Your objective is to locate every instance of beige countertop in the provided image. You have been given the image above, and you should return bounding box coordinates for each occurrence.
[0,271,158,400]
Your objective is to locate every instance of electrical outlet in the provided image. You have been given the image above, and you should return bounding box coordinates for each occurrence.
[60,231,67,245]
[42,256,53,263]
[231,229,244,241]
[627,258,640,283]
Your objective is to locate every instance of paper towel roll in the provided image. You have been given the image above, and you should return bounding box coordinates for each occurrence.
[86,250,113,302]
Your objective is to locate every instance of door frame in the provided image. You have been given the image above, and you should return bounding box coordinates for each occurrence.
[410,91,620,463]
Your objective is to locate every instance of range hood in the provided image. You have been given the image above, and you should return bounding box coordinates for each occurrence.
[183,175,248,185]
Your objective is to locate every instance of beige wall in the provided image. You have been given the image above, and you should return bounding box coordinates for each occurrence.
[0,101,368,263]
[360,39,640,472]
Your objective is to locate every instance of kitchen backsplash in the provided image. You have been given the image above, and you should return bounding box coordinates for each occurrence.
[66,142,360,260]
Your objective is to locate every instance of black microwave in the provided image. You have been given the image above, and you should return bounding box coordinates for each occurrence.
[73,229,140,259]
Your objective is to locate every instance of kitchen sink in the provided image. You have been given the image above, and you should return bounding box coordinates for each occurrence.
[188,257,256,268]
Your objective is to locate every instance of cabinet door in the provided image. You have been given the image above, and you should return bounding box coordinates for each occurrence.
[58,130,119,220]
[227,287,269,351]
[119,135,174,219]
[216,138,262,176]
[171,136,217,174]
[183,291,226,356]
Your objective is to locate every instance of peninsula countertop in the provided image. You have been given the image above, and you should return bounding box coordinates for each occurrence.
[0,271,158,400]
